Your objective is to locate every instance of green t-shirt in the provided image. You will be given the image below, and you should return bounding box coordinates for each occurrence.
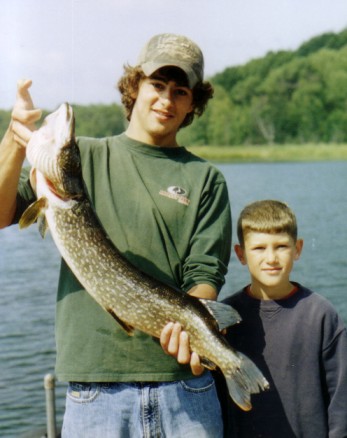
[16,133,232,382]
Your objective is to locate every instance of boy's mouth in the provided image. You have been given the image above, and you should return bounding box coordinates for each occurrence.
[153,109,174,120]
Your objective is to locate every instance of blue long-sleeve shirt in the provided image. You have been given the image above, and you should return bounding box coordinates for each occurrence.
[221,283,347,438]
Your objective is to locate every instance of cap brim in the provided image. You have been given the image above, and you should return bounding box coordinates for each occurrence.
[141,61,198,88]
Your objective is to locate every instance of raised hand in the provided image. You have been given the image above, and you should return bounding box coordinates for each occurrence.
[11,79,42,147]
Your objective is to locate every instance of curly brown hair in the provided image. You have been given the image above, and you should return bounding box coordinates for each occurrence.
[117,65,214,128]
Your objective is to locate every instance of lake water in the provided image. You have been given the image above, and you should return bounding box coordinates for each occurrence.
[0,161,346,437]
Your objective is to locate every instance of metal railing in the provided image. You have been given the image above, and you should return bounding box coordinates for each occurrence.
[44,374,57,438]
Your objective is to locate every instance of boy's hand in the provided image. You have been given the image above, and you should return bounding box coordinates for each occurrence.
[160,322,204,376]
[11,79,42,148]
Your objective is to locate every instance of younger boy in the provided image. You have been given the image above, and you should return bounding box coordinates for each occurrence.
[222,199,347,438]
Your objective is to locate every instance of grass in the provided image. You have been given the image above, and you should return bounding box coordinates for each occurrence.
[187,143,347,163]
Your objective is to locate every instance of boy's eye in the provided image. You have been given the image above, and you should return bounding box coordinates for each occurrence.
[152,81,164,90]
[175,88,188,96]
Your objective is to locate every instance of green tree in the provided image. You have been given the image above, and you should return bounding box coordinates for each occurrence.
[74,104,125,137]
[0,110,12,138]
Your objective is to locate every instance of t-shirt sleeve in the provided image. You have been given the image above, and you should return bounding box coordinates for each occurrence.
[11,167,36,224]
[181,171,232,293]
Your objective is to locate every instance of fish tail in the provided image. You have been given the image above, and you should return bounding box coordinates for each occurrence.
[223,350,269,411]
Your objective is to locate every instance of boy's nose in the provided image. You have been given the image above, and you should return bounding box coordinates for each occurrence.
[265,249,278,263]
[160,87,174,105]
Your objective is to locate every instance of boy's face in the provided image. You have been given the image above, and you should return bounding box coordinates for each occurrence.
[235,232,303,297]
[128,69,194,147]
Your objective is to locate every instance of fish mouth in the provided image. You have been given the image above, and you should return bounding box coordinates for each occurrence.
[27,103,83,200]
[45,176,68,200]
[33,166,70,201]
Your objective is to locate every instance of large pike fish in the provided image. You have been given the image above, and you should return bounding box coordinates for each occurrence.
[19,103,269,411]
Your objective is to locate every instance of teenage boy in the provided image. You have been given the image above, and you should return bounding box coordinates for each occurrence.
[222,199,347,438]
[0,34,231,437]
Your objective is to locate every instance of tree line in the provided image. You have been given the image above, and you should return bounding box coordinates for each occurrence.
[1,28,347,146]
[0,104,125,139]
[179,28,347,145]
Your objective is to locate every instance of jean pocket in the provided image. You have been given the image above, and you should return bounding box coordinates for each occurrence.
[66,382,100,403]
[180,371,215,393]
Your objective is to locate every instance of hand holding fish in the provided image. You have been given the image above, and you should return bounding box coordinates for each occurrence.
[11,79,42,148]
[160,322,204,376]
[160,283,217,374]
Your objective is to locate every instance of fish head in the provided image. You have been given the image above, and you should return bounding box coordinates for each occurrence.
[26,103,83,199]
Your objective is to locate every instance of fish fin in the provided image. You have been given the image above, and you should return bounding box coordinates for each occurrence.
[223,350,269,411]
[19,197,48,230]
[200,357,217,370]
[199,299,242,330]
[37,216,49,238]
[106,307,135,336]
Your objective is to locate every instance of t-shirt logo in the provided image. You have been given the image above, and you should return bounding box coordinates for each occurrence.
[159,186,190,206]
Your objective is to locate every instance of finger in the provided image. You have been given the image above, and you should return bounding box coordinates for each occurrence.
[167,322,182,355]
[160,322,174,353]
[190,352,204,376]
[12,121,33,145]
[17,78,33,91]
[177,331,191,364]
[12,79,42,130]
[12,108,42,125]
[12,136,25,148]
[16,79,34,109]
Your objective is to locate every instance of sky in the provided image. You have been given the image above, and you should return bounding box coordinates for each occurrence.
[1,0,346,110]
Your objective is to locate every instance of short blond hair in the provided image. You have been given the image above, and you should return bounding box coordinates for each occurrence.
[237,200,298,247]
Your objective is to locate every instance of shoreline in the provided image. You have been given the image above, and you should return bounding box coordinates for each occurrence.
[187,144,347,163]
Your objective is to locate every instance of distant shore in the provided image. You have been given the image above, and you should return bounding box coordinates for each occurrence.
[187,143,347,163]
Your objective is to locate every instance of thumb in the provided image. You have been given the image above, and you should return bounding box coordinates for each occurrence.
[15,79,35,110]
[12,79,42,129]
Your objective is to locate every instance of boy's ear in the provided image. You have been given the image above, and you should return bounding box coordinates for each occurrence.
[234,244,247,265]
[294,238,304,261]
[130,81,142,100]
[130,90,138,100]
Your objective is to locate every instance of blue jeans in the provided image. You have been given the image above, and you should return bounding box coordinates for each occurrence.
[62,371,223,438]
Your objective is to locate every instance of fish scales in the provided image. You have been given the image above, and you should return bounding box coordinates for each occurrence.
[52,199,214,339]
[47,199,183,312]
[20,103,269,411]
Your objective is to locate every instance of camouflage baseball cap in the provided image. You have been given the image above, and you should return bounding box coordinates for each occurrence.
[137,33,204,88]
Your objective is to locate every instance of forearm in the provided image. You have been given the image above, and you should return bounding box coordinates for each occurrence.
[0,125,26,228]
[188,283,217,300]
